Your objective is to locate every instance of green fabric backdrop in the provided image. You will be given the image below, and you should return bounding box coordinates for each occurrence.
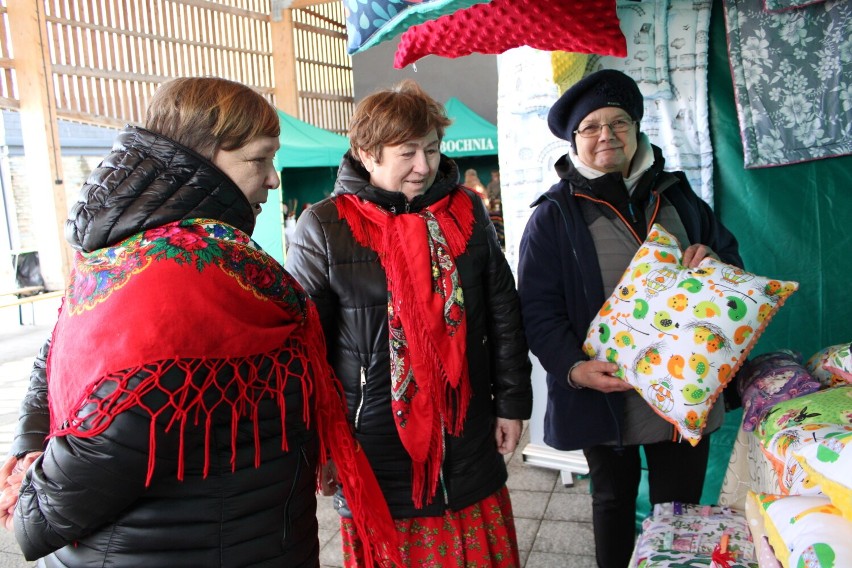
[634,0,851,527]
[708,0,852,360]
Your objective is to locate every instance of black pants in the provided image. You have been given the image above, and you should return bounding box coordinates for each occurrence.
[582,436,711,568]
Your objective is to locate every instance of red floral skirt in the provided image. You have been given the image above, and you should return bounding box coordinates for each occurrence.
[340,485,519,568]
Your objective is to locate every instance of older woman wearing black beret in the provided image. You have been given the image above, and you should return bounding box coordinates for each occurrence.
[517,69,744,568]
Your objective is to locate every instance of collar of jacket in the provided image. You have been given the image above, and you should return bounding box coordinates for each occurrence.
[66,125,255,252]
[537,143,670,208]
[333,151,461,214]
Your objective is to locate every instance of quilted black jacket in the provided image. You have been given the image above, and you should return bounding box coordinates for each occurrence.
[13,127,321,567]
[285,152,532,518]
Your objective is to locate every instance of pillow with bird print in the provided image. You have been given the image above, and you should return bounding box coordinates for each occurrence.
[582,224,798,446]
[794,426,852,521]
[753,492,852,568]
[805,341,852,388]
[763,423,852,497]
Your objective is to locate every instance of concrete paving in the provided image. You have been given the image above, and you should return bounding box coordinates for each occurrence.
[0,298,596,567]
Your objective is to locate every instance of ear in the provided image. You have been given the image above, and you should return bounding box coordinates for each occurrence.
[356,148,375,170]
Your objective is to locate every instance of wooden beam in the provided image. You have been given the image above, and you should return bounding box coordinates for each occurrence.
[6,0,71,290]
[271,8,299,116]
[288,0,338,9]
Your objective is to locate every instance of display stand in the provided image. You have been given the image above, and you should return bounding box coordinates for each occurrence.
[521,354,589,487]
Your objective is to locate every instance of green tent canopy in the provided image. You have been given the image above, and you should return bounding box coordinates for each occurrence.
[255,111,348,265]
[441,97,498,158]
[273,110,350,169]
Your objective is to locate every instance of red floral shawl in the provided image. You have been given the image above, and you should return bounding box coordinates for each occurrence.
[336,190,475,508]
[47,218,400,567]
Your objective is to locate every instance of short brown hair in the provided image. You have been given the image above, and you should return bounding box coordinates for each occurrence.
[348,79,451,164]
[145,77,280,160]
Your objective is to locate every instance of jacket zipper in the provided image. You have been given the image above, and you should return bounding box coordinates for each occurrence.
[281,444,306,542]
[542,194,593,306]
[354,366,367,432]
[439,423,449,506]
[570,183,663,450]
[575,192,661,245]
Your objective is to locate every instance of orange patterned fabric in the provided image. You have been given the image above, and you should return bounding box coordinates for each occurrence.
[340,486,520,568]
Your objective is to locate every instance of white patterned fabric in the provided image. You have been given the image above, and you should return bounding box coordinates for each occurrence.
[495,47,569,273]
[640,0,714,205]
[588,0,672,99]
[720,423,784,511]
[755,493,852,568]
[794,428,852,521]
[631,502,758,567]
[805,341,852,387]
[763,423,852,496]
[589,0,714,204]
[723,0,852,168]
[581,224,798,446]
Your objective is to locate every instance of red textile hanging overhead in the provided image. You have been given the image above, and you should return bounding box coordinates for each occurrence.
[394,0,627,69]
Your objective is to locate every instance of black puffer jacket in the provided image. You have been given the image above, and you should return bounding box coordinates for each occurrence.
[285,153,532,518]
[13,127,320,567]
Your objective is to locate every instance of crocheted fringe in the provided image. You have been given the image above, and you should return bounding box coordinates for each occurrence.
[303,303,403,567]
[52,310,401,568]
[52,347,313,486]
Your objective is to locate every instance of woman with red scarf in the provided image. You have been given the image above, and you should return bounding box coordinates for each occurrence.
[286,80,533,567]
[1,77,398,568]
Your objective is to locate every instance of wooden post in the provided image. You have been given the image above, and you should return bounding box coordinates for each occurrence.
[271,6,299,116]
[7,0,71,290]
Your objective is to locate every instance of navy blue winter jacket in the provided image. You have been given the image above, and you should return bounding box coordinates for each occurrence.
[518,148,742,451]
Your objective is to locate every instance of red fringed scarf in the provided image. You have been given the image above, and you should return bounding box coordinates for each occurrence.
[336,190,475,508]
[47,218,401,568]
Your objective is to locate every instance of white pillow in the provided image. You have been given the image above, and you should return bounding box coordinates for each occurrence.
[583,224,798,445]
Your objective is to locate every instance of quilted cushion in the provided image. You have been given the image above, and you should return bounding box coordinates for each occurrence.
[763,423,852,496]
[631,502,757,567]
[633,503,757,561]
[393,0,626,69]
[343,0,491,55]
[756,385,852,445]
[794,428,852,521]
[754,492,852,568]
[745,492,783,568]
[582,224,798,446]
[805,342,852,387]
[738,350,821,432]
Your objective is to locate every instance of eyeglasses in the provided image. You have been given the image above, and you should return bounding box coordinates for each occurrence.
[573,119,635,138]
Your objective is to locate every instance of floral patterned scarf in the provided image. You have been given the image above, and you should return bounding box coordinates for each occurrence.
[47,218,400,567]
[336,190,475,508]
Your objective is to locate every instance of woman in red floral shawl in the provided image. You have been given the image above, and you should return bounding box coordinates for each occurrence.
[0,77,398,568]
[286,80,533,567]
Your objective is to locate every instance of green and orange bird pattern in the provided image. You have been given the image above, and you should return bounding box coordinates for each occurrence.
[583,224,798,446]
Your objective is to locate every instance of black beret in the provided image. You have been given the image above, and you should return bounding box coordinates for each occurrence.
[548,69,644,146]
